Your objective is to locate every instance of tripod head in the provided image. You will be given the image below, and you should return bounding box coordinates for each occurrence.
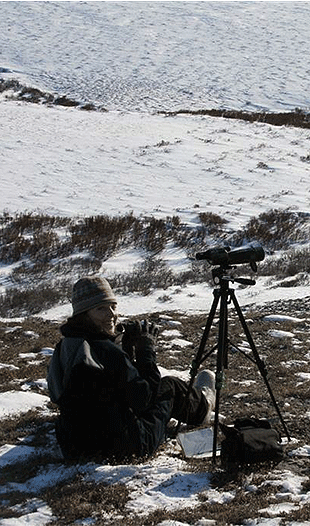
[211,265,256,286]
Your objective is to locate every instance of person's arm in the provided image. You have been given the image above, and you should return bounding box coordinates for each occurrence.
[133,320,161,399]
[122,320,161,396]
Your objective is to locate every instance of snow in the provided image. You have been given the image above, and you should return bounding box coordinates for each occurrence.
[0,444,40,470]
[263,315,307,324]
[0,501,54,526]
[88,455,213,514]
[268,329,295,339]
[0,391,49,420]
[1,100,310,233]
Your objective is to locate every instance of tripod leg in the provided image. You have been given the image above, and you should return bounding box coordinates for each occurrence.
[230,290,291,441]
[212,286,229,462]
[189,288,221,386]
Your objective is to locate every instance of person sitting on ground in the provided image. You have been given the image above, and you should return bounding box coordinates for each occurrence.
[47,275,216,462]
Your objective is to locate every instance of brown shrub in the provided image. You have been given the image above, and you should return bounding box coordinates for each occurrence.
[232,208,308,251]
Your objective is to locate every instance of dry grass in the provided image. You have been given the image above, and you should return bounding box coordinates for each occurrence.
[232,208,309,250]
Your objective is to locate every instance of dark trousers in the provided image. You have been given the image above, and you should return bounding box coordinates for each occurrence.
[137,375,209,457]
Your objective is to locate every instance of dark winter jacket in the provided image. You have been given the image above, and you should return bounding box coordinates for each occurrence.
[47,320,161,461]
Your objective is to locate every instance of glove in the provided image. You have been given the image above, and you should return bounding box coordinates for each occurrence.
[121,319,159,359]
[121,320,144,360]
[134,319,159,355]
[140,319,159,342]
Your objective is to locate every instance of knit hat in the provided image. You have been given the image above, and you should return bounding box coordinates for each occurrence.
[72,276,117,316]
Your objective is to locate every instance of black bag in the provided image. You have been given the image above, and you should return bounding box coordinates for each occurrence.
[220,417,283,466]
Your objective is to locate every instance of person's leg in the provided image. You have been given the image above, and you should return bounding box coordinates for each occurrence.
[156,375,209,425]
[137,375,211,457]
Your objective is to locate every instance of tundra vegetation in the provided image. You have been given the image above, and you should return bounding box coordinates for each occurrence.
[0,208,310,525]
[1,208,310,317]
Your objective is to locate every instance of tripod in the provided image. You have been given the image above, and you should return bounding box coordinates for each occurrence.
[187,265,291,463]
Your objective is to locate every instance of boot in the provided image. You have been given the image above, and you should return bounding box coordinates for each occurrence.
[193,369,216,425]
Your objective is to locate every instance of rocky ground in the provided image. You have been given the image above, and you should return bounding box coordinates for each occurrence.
[0,296,310,525]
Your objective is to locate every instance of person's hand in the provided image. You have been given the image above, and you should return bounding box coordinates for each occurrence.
[121,320,142,359]
[122,319,159,358]
[139,320,159,344]
[134,320,159,357]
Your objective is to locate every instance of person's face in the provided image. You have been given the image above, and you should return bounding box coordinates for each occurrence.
[87,302,118,336]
